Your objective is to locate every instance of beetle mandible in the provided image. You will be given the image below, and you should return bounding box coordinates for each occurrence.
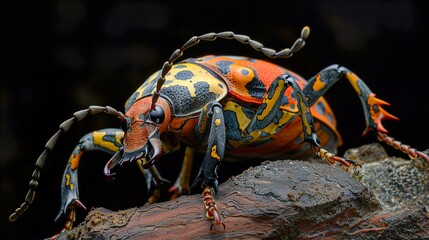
[9,26,429,238]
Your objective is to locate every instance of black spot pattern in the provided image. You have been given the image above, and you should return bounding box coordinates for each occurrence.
[194,81,218,107]
[224,110,242,141]
[215,60,233,74]
[175,70,194,80]
[316,101,326,115]
[245,76,266,99]
[241,68,249,76]
[160,85,193,115]
[160,81,217,116]
[242,106,255,119]
[281,95,289,106]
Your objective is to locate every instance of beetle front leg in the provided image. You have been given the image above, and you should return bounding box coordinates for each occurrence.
[190,101,226,230]
[55,128,169,233]
[53,128,124,235]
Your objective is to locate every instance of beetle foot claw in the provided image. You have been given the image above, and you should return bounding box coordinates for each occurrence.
[210,221,226,231]
[50,207,77,239]
[208,208,225,231]
[55,198,87,223]
[73,199,87,211]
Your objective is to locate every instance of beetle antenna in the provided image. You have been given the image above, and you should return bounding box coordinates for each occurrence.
[9,105,125,222]
[151,26,311,108]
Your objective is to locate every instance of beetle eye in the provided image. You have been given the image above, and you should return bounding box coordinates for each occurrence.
[149,105,165,124]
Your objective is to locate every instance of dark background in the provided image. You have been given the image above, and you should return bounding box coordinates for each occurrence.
[1,1,428,239]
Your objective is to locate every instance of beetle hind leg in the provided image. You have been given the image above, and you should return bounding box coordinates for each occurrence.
[238,74,356,170]
[303,65,429,165]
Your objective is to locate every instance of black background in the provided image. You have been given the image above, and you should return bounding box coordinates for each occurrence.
[1,1,428,239]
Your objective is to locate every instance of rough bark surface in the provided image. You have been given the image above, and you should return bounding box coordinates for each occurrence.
[58,156,429,240]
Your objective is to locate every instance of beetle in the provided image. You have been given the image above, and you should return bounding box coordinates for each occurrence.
[9,26,429,238]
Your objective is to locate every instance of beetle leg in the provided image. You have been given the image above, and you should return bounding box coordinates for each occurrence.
[190,101,226,229]
[168,146,194,199]
[303,65,429,164]
[278,74,359,170]
[203,186,225,230]
[53,128,124,235]
[303,64,399,134]
[248,76,289,132]
[136,159,171,205]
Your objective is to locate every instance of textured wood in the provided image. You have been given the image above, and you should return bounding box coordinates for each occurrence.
[58,160,429,240]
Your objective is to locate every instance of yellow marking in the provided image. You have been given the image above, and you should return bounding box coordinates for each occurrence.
[226,103,296,148]
[199,116,208,134]
[163,64,227,97]
[115,131,124,145]
[312,74,326,91]
[224,100,297,148]
[69,150,83,170]
[65,173,74,190]
[211,145,220,161]
[225,101,251,133]
[257,80,284,121]
[215,118,221,126]
[93,131,120,152]
[127,63,228,115]
[346,72,362,95]
[299,101,313,136]
[248,112,294,142]
[232,66,255,90]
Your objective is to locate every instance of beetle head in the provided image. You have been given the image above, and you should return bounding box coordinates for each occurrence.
[104,97,171,178]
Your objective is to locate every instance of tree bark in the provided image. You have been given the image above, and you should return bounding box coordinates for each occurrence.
[58,159,429,240]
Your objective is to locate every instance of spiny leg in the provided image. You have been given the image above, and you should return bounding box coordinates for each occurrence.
[136,159,170,205]
[9,105,125,226]
[136,133,179,203]
[53,128,124,235]
[248,74,356,170]
[303,64,429,164]
[190,101,226,230]
[247,75,291,133]
[168,146,194,199]
[54,128,168,236]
